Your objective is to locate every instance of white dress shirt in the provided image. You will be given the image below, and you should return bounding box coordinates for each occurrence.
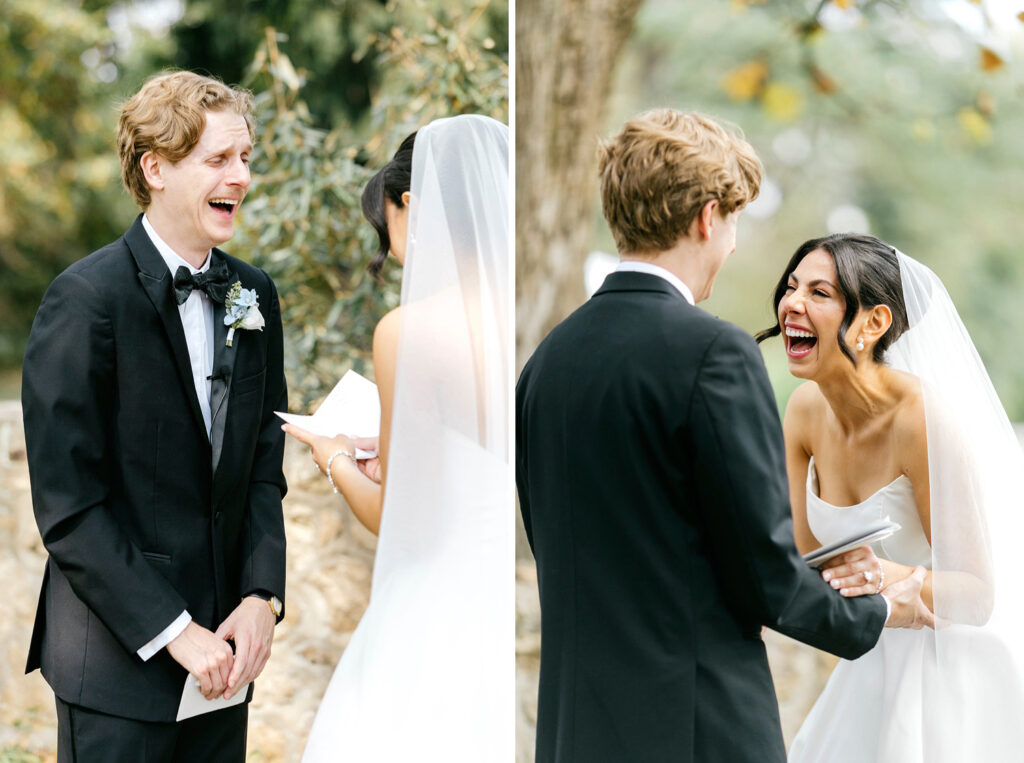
[615,259,696,305]
[136,214,216,660]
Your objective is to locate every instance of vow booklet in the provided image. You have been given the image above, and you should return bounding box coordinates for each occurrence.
[275,370,380,459]
[176,675,248,721]
[802,519,902,569]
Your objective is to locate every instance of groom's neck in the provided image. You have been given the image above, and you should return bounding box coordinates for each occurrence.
[621,239,710,303]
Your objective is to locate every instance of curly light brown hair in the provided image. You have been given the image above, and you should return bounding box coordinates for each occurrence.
[598,109,762,255]
[117,71,255,209]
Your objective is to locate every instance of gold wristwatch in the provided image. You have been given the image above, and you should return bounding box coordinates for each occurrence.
[266,595,283,618]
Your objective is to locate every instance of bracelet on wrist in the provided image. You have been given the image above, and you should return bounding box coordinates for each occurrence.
[325,449,357,494]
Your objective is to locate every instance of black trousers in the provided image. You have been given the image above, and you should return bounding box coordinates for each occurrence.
[55,696,248,763]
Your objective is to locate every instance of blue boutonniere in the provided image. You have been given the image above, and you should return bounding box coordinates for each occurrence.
[224,281,264,347]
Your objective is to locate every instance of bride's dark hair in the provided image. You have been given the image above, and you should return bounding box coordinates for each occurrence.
[755,233,909,365]
[361,131,416,278]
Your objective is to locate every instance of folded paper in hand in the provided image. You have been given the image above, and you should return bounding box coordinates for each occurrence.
[176,675,248,721]
[275,370,380,459]
[802,518,902,568]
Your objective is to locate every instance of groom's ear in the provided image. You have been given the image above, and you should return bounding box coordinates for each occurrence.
[695,199,719,241]
[139,151,165,192]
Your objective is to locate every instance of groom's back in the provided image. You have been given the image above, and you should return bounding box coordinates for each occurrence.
[516,271,788,763]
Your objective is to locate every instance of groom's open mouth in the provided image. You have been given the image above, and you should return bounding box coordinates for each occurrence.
[208,197,241,219]
[785,325,817,358]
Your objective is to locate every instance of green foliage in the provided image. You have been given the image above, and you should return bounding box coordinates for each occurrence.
[0,0,136,365]
[0,0,507,402]
[235,4,508,408]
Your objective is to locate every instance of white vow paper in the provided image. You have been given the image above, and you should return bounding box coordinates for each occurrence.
[802,518,902,569]
[275,370,380,459]
[176,675,248,721]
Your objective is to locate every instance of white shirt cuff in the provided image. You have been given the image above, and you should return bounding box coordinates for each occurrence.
[881,594,892,625]
[137,610,192,662]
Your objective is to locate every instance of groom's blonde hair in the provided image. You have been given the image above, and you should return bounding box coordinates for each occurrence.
[117,70,255,209]
[598,109,762,255]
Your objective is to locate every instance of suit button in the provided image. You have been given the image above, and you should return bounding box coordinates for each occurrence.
[214,511,223,523]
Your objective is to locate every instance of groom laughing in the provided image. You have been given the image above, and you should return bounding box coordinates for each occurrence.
[21,71,287,762]
[516,109,931,763]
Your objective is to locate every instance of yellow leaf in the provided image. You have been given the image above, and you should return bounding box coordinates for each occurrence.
[911,119,935,143]
[958,107,992,145]
[980,46,1005,72]
[721,61,769,102]
[761,82,804,122]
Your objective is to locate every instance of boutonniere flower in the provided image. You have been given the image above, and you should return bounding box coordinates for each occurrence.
[223,281,265,347]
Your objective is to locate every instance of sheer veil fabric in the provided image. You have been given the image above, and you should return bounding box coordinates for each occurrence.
[886,252,1024,760]
[302,115,511,761]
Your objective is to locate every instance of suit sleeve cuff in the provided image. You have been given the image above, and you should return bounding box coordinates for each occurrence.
[137,610,191,662]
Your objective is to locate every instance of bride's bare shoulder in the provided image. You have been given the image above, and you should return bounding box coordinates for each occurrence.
[785,381,825,420]
[783,381,825,441]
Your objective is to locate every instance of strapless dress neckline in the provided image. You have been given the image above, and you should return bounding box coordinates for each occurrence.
[804,456,930,569]
[806,456,910,509]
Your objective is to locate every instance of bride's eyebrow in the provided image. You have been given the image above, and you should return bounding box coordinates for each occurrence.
[788,274,837,289]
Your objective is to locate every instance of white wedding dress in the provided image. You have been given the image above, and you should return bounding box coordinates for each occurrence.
[301,115,511,761]
[788,457,1024,762]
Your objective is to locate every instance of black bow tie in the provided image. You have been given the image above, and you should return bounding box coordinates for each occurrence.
[173,258,232,305]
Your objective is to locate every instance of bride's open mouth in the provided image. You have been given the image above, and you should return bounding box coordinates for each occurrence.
[785,325,817,358]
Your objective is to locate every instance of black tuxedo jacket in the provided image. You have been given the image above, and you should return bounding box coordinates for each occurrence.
[516,272,886,763]
[22,214,288,722]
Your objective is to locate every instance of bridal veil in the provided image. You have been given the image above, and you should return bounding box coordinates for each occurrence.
[302,114,511,761]
[887,252,1024,760]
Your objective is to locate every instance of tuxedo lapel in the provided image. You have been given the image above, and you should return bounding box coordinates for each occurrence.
[126,216,210,443]
[209,249,240,479]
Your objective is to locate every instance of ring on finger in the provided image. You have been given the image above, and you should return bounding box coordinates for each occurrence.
[864,570,874,584]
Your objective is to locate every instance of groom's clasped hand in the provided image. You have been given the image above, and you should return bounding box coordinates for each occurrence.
[165,595,277,700]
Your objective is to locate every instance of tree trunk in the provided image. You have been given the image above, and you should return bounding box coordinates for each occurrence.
[515,0,645,371]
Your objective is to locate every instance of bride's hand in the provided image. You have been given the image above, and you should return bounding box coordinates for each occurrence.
[281,424,355,476]
[352,436,382,484]
[820,545,890,597]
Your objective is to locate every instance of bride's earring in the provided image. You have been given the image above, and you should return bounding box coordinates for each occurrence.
[856,336,865,352]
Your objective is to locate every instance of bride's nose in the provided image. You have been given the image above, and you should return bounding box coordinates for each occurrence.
[780,291,805,317]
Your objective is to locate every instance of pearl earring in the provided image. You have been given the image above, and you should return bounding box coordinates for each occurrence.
[856,337,865,352]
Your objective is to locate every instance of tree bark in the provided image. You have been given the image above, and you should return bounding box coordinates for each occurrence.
[515,0,645,371]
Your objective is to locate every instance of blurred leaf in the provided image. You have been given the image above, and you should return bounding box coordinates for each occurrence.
[761,81,804,122]
[722,60,769,101]
[957,107,992,145]
[980,46,1005,72]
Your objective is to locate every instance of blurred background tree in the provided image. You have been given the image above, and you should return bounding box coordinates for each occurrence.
[0,0,508,405]
[516,0,1024,420]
